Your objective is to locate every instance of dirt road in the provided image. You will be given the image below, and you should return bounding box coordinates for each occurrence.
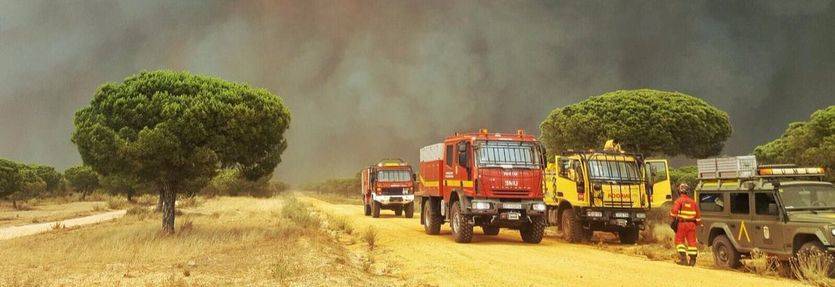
[302,196,803,287]
[0,210,126,240]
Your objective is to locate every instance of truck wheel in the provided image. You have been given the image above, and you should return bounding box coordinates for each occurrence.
[561,209,585,243]
[797,241,835,277]
[422,200,441,235]
[372,201,381,218]
[482,226,500,236]
[618,227,639,244]
[404,202,415,218]
[450,202,473,243]
[520,216,546,244]
[712,234,741,268]
[394,206,403,216]
[364,203,371,216]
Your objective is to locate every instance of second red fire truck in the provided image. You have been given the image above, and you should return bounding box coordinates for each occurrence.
[361,159,417,218]
[416,129,548,243]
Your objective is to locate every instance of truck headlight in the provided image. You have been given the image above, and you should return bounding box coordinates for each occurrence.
[471,201,492,210]
[587,211,603,217]
[402,188,409,194]
[831,229,835,237]
[532,203,546,212]
[635,213,646,219]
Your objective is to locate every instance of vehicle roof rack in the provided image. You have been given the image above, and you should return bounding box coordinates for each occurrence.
[697,156,757,180]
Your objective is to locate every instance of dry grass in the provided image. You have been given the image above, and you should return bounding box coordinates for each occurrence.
[742,248,781,276]
[0,195,398,286]
[363,226,378,251]
[791,249,834,287]
[303,192,362,205]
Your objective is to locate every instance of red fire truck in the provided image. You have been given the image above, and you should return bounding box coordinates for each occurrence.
[417,129,548,243]
[361,159,416,218]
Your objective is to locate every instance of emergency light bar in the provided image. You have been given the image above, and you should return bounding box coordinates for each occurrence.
[758,167,826,177]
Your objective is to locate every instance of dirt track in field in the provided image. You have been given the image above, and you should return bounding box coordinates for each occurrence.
[301,196,803,287]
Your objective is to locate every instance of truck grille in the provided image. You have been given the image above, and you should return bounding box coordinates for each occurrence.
[602,201,635,208]
[381,188,405,195]
[492,189,530,197]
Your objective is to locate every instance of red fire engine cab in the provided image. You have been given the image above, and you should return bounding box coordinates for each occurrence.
[417,129,548,243]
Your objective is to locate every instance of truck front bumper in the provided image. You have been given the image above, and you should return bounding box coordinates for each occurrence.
[464,199,546,217]
[580,208,647,228]
[372,194,415,205]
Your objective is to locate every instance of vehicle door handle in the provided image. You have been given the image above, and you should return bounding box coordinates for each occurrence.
[729,224,736,228]
[755,226,761,230]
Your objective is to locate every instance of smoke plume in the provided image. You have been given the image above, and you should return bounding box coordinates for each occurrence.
[1,1,833,183]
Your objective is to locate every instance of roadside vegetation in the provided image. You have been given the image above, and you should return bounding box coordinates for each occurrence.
[301,175,362,205]
[0,195,400,286]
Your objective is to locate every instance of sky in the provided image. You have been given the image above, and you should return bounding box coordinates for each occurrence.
[0,0,833,184]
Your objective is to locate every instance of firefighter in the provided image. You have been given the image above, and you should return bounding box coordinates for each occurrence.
[670,183,701,266]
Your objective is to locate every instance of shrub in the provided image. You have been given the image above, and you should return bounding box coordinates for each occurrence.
[791,248,834,286]
[363,227,378,251]
[281,197,319,229]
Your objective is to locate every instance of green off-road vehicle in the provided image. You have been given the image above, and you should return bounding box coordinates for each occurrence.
[695,156,834,276]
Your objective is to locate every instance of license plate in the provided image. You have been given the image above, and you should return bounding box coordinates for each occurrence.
[508,212,521,220]
[391,197,402,202]
[615,219,628,227]
[615,212,629,218]
[503,203,522,210]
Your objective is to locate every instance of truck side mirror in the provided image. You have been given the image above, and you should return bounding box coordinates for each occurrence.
[412,173,417,182]
[370,173,376,182]
[768,203,778,216]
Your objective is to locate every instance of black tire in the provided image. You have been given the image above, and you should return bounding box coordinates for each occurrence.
[561,209,586,243]
[712,234,741,268]
[482,226,500,236]
[422,199,441,235]
[364,203,371,216]
[618,226,639,244]
[394,206,403,216]
[450,202,473,243]
[372,201,381,218]
[404,202,415,218]
[520,216,546,244]
[797,241,835,277]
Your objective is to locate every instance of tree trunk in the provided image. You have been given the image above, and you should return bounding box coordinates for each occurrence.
[155,193,163,212]
[160,183,176,235]
[126,189,134,203]
[80,190,87,200]
[12,200,16,209]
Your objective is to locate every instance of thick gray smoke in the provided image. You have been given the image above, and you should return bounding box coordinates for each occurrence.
[1,1,833,184]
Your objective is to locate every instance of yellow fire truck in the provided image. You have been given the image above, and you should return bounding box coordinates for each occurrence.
[543,141,672,244]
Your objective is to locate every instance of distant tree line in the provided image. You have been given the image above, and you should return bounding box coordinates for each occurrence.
[0,158,64,209]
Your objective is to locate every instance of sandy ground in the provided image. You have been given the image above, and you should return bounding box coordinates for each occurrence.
[0,201,107,228]
[302,196,805,287]
[0,209,126,240]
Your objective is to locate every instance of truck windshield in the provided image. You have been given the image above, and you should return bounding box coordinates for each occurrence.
[781,184,835,210]
[587,160,641,181]
[377,170,412,182]
[476,141,541,168]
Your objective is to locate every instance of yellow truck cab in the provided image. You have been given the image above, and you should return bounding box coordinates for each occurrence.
[544,140,672,244]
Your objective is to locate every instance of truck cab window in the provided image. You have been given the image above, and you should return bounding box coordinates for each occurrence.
[699,192,724,212]
[730,193,750,214]
[754,192,778,215]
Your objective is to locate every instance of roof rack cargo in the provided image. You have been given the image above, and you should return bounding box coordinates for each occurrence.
[697,156,757,179]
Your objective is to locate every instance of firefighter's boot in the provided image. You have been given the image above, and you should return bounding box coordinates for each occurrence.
[688,255,697,267]
[676,252,688,265]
